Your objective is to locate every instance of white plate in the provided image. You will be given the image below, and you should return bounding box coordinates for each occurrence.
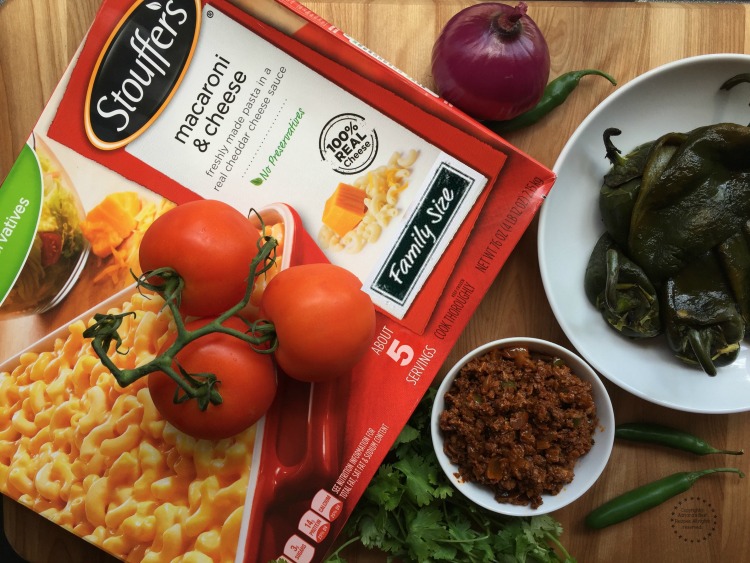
[538,54,750,414]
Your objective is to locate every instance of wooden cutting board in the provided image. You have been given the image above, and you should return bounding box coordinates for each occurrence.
[2,1,749,562]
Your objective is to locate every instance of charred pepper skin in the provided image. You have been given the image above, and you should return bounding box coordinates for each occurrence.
[598,128,655,248]
[627,123,750,284]
[587,120,750,375]
[717,229,750,325]
[487,69,617,133]
[584,233,661,338]
[662,251,745,376]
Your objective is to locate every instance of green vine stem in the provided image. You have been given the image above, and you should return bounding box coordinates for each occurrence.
[82,209,280,411]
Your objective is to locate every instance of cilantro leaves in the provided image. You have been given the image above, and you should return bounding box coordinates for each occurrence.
[326,388,576,563]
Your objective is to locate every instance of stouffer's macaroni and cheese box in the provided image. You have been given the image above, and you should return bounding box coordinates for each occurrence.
[0,0,556,561]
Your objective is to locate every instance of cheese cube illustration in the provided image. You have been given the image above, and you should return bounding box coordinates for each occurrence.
[322,183,367,236]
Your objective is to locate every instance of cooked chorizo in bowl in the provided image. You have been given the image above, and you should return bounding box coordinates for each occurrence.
[431,338,614,516]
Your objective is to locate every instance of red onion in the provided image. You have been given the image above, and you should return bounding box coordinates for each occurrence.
[431,2,551,122]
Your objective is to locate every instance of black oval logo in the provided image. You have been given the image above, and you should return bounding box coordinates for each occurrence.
[85,0,201,150]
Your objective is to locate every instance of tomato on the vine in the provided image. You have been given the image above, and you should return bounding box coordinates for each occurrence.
[260,263,376,383]
[139,200,264,318]
[148,317,277,440]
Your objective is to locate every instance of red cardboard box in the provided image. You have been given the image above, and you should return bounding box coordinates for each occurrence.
[0,1,555,561]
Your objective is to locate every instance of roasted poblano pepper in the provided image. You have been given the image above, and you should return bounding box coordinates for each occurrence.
[628,123,750,283]
[598,128,655,248]
[662,251,745,376]
[716,229,750,325]
[585,233,661,338]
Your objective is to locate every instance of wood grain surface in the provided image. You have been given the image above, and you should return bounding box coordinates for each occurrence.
[1,1,749,562]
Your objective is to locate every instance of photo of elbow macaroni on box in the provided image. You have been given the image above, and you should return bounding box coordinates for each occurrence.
[0,290,254,563]
[0,212,288,563]
[317,149,419,254]
[0,130,432,563]
[0,140,423,562]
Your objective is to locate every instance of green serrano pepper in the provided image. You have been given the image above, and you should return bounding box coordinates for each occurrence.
[586,467,745,529]
[615,422,744,455]
[487,69,617,133]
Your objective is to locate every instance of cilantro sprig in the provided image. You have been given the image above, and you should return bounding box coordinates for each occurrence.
[326,388,576,562]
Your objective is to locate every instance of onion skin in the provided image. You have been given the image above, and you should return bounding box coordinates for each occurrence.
[431,2,551,121]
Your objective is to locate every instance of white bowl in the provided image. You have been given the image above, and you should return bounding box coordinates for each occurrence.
[538,54,750,413]
[431,337,614,516]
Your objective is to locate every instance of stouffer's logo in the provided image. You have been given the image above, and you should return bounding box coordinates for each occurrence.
[85,0,201,150]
